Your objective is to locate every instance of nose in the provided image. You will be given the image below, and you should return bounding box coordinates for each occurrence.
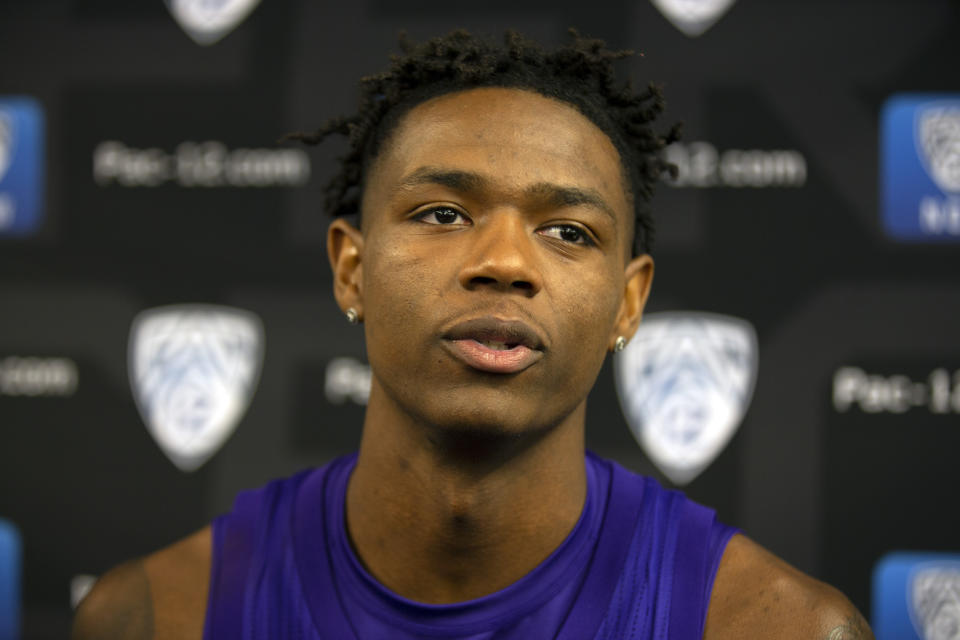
[457,211,542,297]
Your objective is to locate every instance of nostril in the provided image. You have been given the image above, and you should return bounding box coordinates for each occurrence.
[463,274,538,295]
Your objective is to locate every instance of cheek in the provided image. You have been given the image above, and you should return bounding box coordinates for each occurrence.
[549,271,622,368]
[555,267,620,327]
[362,244,440,337]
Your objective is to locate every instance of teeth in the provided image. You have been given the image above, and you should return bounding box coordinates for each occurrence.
[481,340,512,350]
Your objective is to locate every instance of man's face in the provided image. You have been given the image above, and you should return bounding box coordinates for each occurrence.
[334,87,652,436]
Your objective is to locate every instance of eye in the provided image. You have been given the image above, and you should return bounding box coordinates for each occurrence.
[538,224,595,246]
[415,206,470,225]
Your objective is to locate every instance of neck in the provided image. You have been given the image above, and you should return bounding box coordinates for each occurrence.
[345,381,588,604]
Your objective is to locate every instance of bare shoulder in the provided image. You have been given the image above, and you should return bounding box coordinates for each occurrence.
[71,558,153,640]
[72,526,212,640]
[704,534,874,640]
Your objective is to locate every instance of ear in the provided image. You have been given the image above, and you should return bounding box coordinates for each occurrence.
[610,254,654,351]
[327,218,364,320]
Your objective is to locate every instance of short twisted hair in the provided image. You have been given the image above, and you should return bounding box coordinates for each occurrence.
[289,29,679,255]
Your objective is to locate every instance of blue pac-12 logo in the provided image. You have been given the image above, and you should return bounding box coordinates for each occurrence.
[0,97,45,237]
[881,94,960,241]
[873,552,960,640]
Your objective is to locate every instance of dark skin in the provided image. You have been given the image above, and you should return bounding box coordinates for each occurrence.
[73,88,873,639]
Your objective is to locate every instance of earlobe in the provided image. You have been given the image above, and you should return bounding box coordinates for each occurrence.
[327,218,365,318]
[611,254,654,350]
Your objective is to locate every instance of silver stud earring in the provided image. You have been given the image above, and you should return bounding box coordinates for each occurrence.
[613,336,627,353]
[345,307,360,325]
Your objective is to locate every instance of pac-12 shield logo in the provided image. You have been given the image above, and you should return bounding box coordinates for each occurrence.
[614,312,758,485]
[918,107,960,194]
[881,95,960,240]
[873,553,960,640]
[128,305,264,471]
[0,113,12,181]
[649,0,737,37]
[0,97,45,236]
[165,0,261,46]
[911,566,960,640]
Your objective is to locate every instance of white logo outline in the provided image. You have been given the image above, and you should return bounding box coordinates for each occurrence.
[650,0,737,37]
[909,562,960,640]
[0,110,13,184]
[916,103,960,195]
[128,304,264,471]
[614,311,758,485]
[164,0,261,46]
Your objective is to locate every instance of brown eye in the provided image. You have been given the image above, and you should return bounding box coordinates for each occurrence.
[416,206,469,225]
[539,224,595,246]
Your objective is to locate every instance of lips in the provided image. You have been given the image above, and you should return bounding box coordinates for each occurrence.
[442,317,545,374]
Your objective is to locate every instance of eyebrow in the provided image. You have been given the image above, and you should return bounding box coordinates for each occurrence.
[396,166,618,226]
[525,182,618,226]
[397,167,487,193]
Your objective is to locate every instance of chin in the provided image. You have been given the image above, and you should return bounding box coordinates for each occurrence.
[423,401,544,437]
[373,367,590,447]
[417,411,553,467]
[413,389,576,446]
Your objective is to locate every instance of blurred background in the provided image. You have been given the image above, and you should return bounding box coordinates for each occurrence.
[1,0,959,637]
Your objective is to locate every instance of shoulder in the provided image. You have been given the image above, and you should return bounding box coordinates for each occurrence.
[704,534,873,640]
[72,526,212,640]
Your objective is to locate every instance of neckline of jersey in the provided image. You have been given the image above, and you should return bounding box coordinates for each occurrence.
[293,453,608,637]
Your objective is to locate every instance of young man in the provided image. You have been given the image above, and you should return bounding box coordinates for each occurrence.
[73,31,873,639]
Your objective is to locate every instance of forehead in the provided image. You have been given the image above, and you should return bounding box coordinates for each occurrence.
[364,87,631,221]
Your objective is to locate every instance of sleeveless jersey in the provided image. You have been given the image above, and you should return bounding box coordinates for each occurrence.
[204,453,737,639]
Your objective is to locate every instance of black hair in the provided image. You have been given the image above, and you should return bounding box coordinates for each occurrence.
[288,29,679,255]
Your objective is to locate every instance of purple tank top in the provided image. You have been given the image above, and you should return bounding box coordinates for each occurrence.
[204,453,737,639]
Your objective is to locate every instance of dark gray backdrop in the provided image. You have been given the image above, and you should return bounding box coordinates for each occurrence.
[1,0,958,637]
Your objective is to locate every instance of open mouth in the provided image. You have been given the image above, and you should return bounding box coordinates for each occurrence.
[476,340,520,351]
[445,339,541,374]
[442,317,546,374]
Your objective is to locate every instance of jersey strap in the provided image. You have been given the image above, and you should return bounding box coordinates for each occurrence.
[554,459,646,640]
[293,458,361,640]
[204,490,260,640]
[668,498,717,639]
